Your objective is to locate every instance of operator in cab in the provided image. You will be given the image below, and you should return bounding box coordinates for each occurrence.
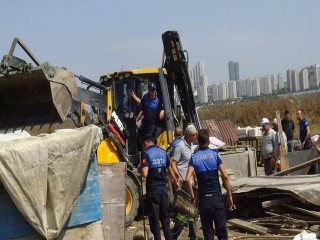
[131,82,164,149]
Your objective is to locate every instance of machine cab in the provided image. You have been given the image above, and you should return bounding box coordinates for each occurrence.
[99,67,172,165]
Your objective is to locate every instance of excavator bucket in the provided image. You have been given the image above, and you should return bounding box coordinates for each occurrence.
[0,38,77,130]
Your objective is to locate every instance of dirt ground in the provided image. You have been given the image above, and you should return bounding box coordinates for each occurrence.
[125,168,269,240]
[125,216,255,240]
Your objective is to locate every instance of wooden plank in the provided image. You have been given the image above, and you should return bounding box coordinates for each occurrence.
[232,237,294,240]
[276,110,290,172]
[8,221,104,240]
[272,156,320,176]
[278,228,303,235]
[282,204,320,219]
[99,163,126,240]
[262,197,293,208]
[255,218,307,228]
[228,218,269,235]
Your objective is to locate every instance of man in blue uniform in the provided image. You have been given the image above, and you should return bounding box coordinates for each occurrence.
[131,82,164,150]
[185,129,233,240]
[141,135,173,240]
[296,110,312,150]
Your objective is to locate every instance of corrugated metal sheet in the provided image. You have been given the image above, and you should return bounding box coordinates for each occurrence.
[200,119,238,146]
[65,155,102,227]
[231,174,320,206]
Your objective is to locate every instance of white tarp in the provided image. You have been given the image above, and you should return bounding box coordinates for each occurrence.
[0,125,102,239]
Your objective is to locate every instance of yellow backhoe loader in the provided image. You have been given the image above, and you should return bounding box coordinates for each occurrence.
[0,31,200,225]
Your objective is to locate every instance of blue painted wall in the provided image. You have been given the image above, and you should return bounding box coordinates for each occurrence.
[0,155,102,239]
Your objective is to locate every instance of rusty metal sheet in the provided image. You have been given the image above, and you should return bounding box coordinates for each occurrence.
[99,163,126,240]
[231,174,320,206]
[200,119,238,146]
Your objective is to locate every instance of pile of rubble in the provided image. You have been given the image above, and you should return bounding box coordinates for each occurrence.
[228,196,320,239]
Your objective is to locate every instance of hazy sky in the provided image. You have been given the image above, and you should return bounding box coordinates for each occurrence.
[1,1,320,84]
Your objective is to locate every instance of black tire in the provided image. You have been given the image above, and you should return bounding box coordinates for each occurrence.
[125,176,139,226]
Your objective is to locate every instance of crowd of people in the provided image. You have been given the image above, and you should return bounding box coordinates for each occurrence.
[260,109,312,175]
[132,82,232,240]
[140,127,232,240]
[131,82,314,240]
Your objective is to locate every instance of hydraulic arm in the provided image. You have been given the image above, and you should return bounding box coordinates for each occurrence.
[162,31,201,130]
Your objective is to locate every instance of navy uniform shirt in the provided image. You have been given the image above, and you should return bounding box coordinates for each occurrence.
[141,93,163,126]
[299,118,311,143]
[142,145,169,196]
[168,137,181,157]
[189,147,222,196]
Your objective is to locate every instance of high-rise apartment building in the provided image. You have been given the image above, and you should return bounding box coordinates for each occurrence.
[198,85,208,104]
[192,67,199,90]
[228,61,240,81]
[305,64,320,88]
[286,69,294,92]
[189,71,195,91]
[200,74,208,87]
[251,78,261,96]
[291,70,300,92]
[300,69,309,90]
[277,74,285,90]
[247,78,253,97]
[237,79,247,97]
[227,81,237,99]
[218,83,228,100]
[270,74,277,92]
[212,83,219,102]
[260,76,272,95]
[207,85,213,102]
[198,61,205,78]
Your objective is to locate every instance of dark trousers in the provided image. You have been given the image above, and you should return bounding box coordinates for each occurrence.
[138,123,157,151]
[171,219,196,240]
[287,140,294,152]
[303,140,313,150]
[147,194,172,240]
[263,157,274,175]
[199,195,228,240]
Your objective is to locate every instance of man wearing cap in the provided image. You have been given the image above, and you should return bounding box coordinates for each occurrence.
[131,82,164,148]
[170,124,198,240]
[260,118,277,175]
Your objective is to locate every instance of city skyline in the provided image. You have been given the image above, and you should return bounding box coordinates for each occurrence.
[198,60,320,85]
[190,60,320,103]
[1,1,320,85]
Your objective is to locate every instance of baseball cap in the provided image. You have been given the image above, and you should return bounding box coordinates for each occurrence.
[185,124,197,134]
[272,118,278,125]
[259,117,269,126]
[148,82,156,90]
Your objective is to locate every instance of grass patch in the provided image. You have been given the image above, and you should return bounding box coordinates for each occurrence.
[198,93,320,138]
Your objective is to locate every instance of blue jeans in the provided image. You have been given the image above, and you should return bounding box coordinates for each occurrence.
[199,195,228,240]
